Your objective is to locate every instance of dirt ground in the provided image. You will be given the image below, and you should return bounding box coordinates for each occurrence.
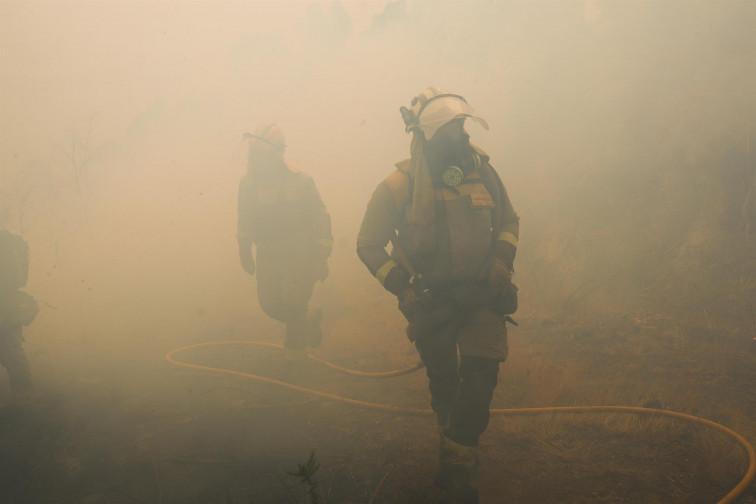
[1,301,754,504]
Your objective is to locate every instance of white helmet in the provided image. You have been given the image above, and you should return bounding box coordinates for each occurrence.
[400,86,489,140]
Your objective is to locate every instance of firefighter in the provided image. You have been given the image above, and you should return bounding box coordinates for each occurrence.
[237,124,332,355]
[357,88,520,503]
[0,228,38,405]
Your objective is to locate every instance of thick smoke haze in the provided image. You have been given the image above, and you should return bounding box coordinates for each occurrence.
[3,0,753,348]
[1,1,755,503]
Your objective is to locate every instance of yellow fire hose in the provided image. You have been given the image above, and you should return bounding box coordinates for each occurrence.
[166,340,755,504]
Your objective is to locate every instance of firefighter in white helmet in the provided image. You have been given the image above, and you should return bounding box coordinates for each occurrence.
[357,88,519,503]
[237,124,332,354]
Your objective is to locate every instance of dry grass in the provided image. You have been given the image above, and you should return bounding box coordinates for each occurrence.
[3,283,754,504]
[481,309,756,503]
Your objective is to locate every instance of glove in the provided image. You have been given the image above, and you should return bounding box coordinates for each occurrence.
[0,290,38,327]
[487,256,512,296]
[398,286,423,321]
[14,291,39,326]
[239,247,256,276]
[383,266,410,296]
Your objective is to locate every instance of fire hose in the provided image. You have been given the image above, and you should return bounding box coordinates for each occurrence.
[166,340,755,504]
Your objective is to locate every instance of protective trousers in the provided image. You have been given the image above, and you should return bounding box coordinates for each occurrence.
[0,326,33,398]
[415,328,500,447]
[256,247,316,351]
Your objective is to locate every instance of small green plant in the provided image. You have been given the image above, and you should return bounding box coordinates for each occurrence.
[288,450,322,504]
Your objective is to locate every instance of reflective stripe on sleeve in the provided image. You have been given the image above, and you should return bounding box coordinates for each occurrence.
[375,259,399,286]
[497,231,518,247]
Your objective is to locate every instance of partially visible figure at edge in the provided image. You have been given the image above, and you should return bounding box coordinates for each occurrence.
[0,227,39,406]
[237,124,332,359]
[356,87,520,504]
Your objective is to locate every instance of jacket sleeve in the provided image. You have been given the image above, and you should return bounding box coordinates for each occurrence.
[357,181,409,295]
[484,164,520,267]
[496,182,519,249]
[237,176,256,250]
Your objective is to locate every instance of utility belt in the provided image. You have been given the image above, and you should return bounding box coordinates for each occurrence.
[391,229,517,342]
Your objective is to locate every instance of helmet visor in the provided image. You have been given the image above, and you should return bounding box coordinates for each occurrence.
[416,95,489,140]
[246,135,279,152]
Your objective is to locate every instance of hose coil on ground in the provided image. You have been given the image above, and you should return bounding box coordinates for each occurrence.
[166,340,755,504]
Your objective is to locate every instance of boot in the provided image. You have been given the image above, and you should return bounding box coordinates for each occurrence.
[437,415,450,435]
[307,308,323,348]
[434,435,479,504]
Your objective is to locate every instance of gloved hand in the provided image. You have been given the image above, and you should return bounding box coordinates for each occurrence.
[383,266,410,296]
[398,286,423,321]
[0,290,39,326]
[16,291,39,326]
[487,256,512,295]
[239,247,256,276]
[400,285,454,336]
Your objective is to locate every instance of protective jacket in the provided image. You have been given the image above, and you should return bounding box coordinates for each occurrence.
[237,167,332,267]
[237,165,332,350]
[357,144,519,360]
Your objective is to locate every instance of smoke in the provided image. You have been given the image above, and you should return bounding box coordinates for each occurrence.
[0,0,754,395]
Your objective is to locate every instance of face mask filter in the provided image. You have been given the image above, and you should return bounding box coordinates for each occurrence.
[442,165,464,187]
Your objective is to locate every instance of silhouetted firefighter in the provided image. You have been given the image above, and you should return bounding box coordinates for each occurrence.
[0,228,38,405]
[237,124,332,358]
[357,88,520,503]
